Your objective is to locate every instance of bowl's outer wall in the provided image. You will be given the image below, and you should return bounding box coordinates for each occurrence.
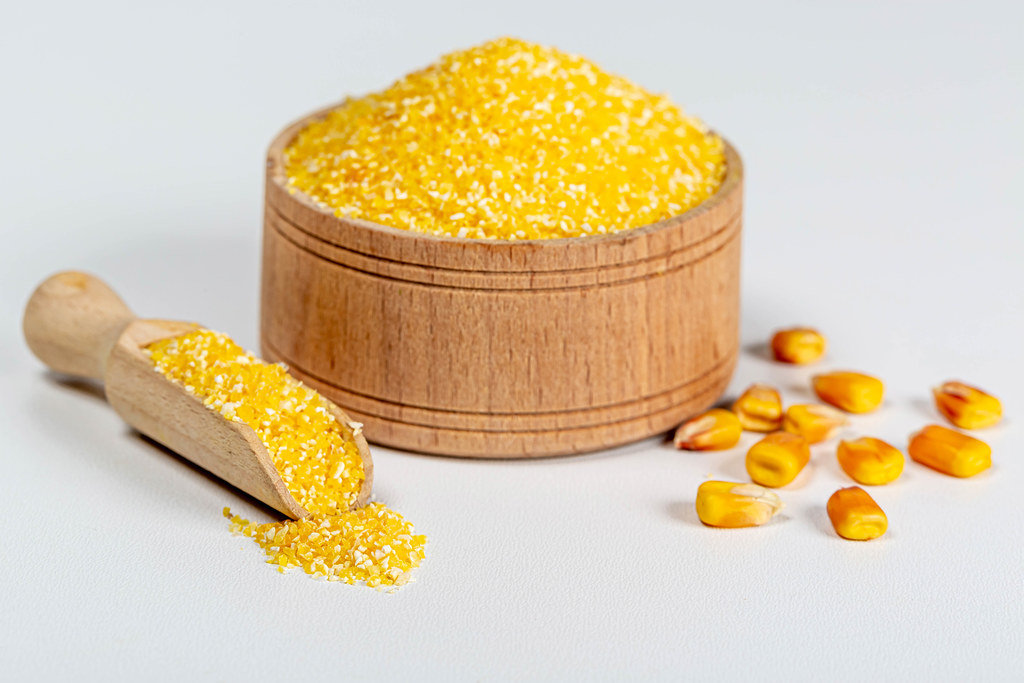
[260,110,742,457]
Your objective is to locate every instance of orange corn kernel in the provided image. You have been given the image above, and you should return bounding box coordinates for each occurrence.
[674,408,742,451]
[932,381,1003,430]
[771,327,826,364]
[813,371,885,414]
[836,437,904,485]
[908,425,992,478]
[745,431,811,488]
[827,486,887,540]
[783,404,848,444]
[731,383,783,432]
[695,481,784,528]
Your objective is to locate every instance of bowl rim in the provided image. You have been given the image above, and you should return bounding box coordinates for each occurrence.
[266,101,743,251]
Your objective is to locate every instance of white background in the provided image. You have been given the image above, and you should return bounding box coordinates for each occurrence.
[2,1,1022,680]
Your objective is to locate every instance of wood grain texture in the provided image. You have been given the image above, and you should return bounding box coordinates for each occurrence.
[23,272,372,517]
[23,270,135,380]
[261,106,744,458]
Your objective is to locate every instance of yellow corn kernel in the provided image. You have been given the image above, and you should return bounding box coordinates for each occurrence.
[836,437,904,485]
[783,404,848,444]
[695,481,783,528]
[827,486,887,540]
[771,327,826,364]
[745,431,811,487]
[908,424,992,478]
[674,408,742,451]
[932,381,1003,430]
[731,383,783,432]
[813,371,885,414]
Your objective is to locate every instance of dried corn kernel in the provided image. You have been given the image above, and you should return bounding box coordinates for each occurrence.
[932,381,1003,430]
[674,408,742,451]
[827,487,887,540]
[284,38,726,240]
[783,404,848,444]
[908,424,992,478]
[813,371,885,414]
[836,437,904,485]
[731,383,783,432]
[695,481,783,528]
[149,330,425,587]
[771,327,826,364]
[745,431,811,488]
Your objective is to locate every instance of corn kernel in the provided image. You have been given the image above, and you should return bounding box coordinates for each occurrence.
[674,408,742,451]
[771,327,826,364]
[783,404,848,444]
[813,371,884,414]
[932,381,1003,430]
[731,383,783,432]
[745,431,811,487]
[827,486,887,540]
[836,437,904,485]
[285,38,725,240]
[908,424,992,478]
[695,481,783,528]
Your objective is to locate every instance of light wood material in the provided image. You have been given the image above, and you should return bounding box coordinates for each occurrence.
[262,105,744,458]
[23,271,373,518]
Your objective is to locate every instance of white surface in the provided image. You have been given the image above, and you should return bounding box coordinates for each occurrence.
[2,1,1023,680]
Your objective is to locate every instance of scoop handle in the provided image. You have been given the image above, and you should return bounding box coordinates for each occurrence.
[23,271,136,380]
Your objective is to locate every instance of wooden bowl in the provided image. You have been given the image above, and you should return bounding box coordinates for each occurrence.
[261,105,743,458]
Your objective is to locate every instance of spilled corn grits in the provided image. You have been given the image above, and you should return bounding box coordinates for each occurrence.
[223,504,424,587]
[285,37,725,239]
[148,329,426,587]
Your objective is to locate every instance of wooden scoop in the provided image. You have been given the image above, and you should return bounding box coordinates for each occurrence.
[22,271,373,519]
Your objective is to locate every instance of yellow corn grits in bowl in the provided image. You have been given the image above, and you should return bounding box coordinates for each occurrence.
[283,37,726,240]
